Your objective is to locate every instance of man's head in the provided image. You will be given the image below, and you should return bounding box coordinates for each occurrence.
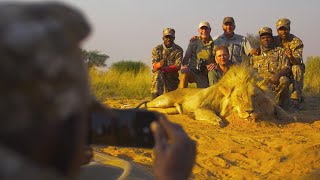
[214,45,229,66]
[0,2,91,178]
[222,17,235,35]
[259,27,274,49]
[198,21,211,40]
[276,18,291,40]
[163,28,175,48]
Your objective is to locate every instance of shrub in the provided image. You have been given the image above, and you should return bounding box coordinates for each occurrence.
[304,56,320,95]
[110,60,149,75]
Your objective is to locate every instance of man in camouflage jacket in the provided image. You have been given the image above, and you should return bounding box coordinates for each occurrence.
[251,27,292,108]
[274,18,304,105]
[151,28,183,99]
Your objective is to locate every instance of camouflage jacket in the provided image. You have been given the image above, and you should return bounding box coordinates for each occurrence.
[274,34,303,65]
[250,46,290,80]
[213,33,253,64]
[183,37,214,73]
[152,43,183,74]
[151,43,183,94]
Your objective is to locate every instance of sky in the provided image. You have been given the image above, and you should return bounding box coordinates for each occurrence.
[5,0,320,66]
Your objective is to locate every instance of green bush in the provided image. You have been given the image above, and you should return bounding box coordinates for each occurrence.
[110,60,149,75]
[304,56,320,95]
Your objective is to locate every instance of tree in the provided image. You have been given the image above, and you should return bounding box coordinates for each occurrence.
[246,33,260,48]
[81,49,109,68]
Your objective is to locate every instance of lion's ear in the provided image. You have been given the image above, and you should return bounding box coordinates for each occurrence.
[219,85,233,97]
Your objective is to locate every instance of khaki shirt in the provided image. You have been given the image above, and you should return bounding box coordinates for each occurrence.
[213,33,253,64]
[251,46,290,80]
[274,34,304,65]
[183,37,214,72]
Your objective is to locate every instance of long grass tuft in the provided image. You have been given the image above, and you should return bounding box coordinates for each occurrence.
[89,61,151,100]
[304,56,320,95]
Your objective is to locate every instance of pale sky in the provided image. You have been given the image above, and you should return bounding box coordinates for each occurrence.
[5,0,320,66]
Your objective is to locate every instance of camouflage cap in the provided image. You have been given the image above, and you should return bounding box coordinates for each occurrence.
[259,27,273,36]
[198,21,211,29]
[163,28,175,37]
[276,18,291,30]
[223,17,235,25]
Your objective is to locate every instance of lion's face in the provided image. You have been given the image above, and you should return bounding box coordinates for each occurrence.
[220,82,270,120]
[231,84,256,119]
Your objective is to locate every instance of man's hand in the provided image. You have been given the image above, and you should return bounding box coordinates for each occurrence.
[151,116,196,180]
[153,59,165,70]
[250,48,261,56]
[284,48,293,59]
[152,59,166,72]
[270,75,280,85]
[180,65,189,74]
[189,36,198,43]
[206,63,216,71]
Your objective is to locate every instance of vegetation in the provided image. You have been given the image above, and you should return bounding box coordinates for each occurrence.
[109,60,149,75]
[246,33,260,48]
[304,56,320,95]
[81,49,109,68]
[89,56,320,100]
[89,60,151,100]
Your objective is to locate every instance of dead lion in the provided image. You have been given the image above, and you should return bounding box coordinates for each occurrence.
[138,65,295,127]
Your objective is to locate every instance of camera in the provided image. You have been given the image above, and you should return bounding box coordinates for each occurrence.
[87,100,161,148]
[196,58,207,72]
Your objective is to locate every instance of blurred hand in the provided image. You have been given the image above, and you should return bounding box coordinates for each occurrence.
[269,75,280,85]
[206,63,216,71]
[180,65,189,74]
[80,145,93,165]
[250,48,261,56]
[151,116,196,180]
[284,48,293,58]
[159,59,165,67]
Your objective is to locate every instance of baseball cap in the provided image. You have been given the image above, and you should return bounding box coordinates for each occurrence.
[258,27,273,36]
[198,21,211,29]
[276,18,291,30]
[223,17,235,25]
[163,28,175,37]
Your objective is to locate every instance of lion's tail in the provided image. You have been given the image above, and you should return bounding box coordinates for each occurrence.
[135,100,149,109]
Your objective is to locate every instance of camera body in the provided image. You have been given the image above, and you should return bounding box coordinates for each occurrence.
[196,58,207,72]
[88,102,160,148]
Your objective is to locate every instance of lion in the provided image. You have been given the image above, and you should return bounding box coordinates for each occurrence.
[138,65,295,127]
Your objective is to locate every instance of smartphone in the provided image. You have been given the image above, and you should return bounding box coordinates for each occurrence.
[88,107,159,148]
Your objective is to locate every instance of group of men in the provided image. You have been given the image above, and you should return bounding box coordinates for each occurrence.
[151,17,304,109]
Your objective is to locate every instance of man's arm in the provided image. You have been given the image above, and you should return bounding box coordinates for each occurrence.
[270,53,291,85]
[160,47,183,73]
[284,41,303,65]
[152,46,165,72]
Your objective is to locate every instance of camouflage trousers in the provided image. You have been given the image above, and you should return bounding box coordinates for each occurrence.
[151,71,179,99]
[272,76,291,108]
[290,64,304,100]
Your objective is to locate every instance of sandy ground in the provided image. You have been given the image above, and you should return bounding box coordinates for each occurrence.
[101,95,320,179]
